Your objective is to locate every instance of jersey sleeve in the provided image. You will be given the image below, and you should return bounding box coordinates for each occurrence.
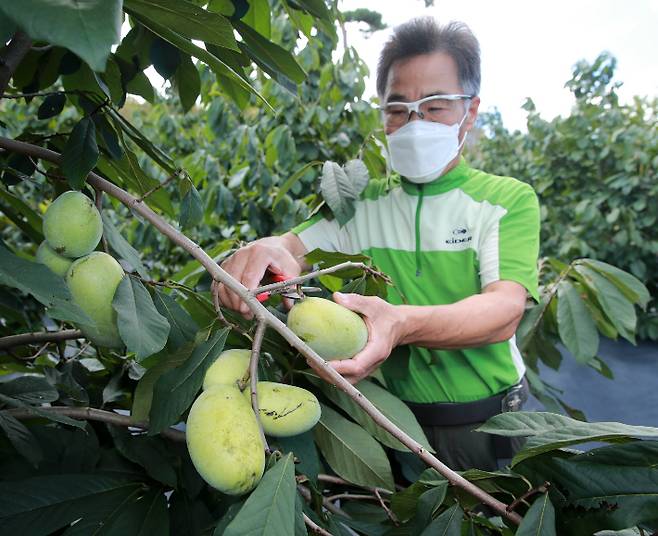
[290,212,345,253]
[479,184,540,301]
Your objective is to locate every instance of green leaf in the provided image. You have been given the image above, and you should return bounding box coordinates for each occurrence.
[242,0,270,38]
[312,378,432,452]
[149,36,181,79]
[101,213,149,278]
[129,13,272,111]
[124,0,239,52]
[0,375,58,404]
[0,412,43,466]
[320,160,361,226]
[234,20,305,91]
[37,92,66,119]
[0,242,91,325]
[0,473,141,534]
[152,289,198,350]
[0,0,122,71]
[179,179,204,229]
[273,161,321,208]
[176,55,201,112]
[556,279,599,363]
[581,259,650,309]
[419,503,462,536]
[411,482,449,532]
[314,404,394,490]
[148,328,229,434]
[131,343,194,422]
[112,276,170,360]
[477,412,658,465]
[574,264,638,343]
[61,116,100,189]
[515,493,556,536]
[224,453,296,536]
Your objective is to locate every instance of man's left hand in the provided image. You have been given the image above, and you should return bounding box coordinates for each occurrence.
[329,292,403,384]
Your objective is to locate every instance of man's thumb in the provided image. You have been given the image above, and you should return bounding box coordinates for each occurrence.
[333,291,365,310]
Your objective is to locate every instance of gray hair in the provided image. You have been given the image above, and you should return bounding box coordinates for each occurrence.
[376,18,481,98]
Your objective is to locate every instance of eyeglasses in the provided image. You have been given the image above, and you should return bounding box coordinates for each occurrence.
[381,94,473,127]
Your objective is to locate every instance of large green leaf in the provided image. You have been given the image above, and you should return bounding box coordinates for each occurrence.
[556,279,599,363]
[61,116,100,189]
[478,412,658,465]
[0,376,58,404]
[101,213,149,278]
[0,242,91,325]
[314,404,394,490]
[148,328,229,434]
[113,277,170,360]
[0,0,122,71]
[574,264,638,343]
[224,453,296,536]
[581,259,650,309]
[175,55,201,112]
[312,377,432,452]
[515,493,556,536]
[418,503,462,536]
[0,473,142,534]
[179,178,204,229]
[124,0,238,52]
[320,160,369,226]
[0,412,43,466]
[152,290,198,351]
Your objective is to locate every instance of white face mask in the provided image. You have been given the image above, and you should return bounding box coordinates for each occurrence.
[386,108,470,184]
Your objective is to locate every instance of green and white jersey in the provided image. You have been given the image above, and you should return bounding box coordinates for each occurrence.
[292,158,540,404]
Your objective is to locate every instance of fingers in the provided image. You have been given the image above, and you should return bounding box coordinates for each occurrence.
[332,292,373,314]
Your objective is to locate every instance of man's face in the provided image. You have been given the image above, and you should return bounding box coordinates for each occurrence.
[383,51,480,136]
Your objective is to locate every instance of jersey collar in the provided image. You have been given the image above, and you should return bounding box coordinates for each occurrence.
[400,157,470,196]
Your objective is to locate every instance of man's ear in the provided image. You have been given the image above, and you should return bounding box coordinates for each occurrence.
[464,96,481,132]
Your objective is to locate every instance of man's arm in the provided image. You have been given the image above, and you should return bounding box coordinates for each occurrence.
[216,232,308,319]
[330,280,527,383]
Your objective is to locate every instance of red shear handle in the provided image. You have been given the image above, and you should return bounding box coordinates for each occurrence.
[256,274,290,302]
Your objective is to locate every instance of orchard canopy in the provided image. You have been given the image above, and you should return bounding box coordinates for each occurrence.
[0,2,657,535]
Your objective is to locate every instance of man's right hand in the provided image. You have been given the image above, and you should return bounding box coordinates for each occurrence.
[216,233,308,319]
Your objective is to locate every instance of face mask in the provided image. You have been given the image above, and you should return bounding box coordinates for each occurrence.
[386,108,470,184]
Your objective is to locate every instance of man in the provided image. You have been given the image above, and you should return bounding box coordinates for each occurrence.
[217,18,539,471]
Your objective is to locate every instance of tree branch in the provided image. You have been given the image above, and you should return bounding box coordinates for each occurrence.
[0,136,523,525]
[4,406,186,442]
[303,513,333,536]
[0,31,32,98]
[0,329,84,350]
[249,321,269,454]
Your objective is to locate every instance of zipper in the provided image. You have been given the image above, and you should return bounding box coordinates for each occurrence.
[414,184,424,277]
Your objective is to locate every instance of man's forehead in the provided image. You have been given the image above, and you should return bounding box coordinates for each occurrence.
[384,52,461,100]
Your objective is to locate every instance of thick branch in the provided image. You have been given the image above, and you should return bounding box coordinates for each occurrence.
[0,329,83,350]
[0,136,522,525]
[0,32,33,98]
[4,406,186,442]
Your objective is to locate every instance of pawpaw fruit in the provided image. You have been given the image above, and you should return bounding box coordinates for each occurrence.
[36,240,73,277]
[286,297,368,360]
[186,384,265,495]
[251,381,321,437]
[203,348,251,390]
[43,190,103,258]
[66,251,124,348]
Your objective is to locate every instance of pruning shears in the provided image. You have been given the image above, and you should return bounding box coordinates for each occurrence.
[255,273,321,303]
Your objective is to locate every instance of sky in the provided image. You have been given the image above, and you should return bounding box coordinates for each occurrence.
[338,0,658,132]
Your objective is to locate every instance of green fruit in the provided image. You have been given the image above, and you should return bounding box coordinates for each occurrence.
[186,385,265,495]
[66,251,124,348]
[252,381,321,437]
[43,190,103,258]
[36,241,73,277]
[203,349,251,390]
[287,297,368,360]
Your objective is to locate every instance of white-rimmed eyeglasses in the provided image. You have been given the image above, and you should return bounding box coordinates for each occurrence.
[381,94,473,127]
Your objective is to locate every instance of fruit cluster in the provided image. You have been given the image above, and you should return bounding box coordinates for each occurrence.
[186,349,321,495]
[37,191,124,348]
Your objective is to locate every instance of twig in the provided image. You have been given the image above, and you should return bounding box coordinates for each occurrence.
[326,493,379,502]
[0,136,524,526]
[4,406,186,442]
[303,513,333,536]
[0,329,83,351]
[0,31,32,98]
[249,321,269,454]
[375,487,399,525]
[506,481,551,513]
[211,280,250,336]
[250,261,391,296]
[318,474,393,495]
[135,170,180,203]
[95,188,109,253]
[298,484,350,518]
